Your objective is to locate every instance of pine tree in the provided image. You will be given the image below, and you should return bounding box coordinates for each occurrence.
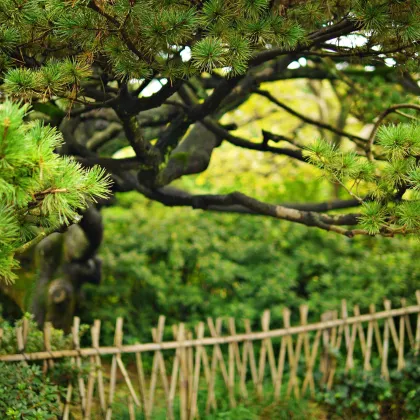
[0,101,111,283]
[0,0,419,286]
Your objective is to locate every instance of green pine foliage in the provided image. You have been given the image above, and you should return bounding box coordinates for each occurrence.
[0,0,418,95]
[305,122,420,235]
[0,101,111,284]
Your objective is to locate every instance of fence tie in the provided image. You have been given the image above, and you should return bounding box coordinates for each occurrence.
[18,347,30,363]
[46,348,55,361]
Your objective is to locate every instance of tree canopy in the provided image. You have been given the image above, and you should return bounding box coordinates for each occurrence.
[1,0,420,284]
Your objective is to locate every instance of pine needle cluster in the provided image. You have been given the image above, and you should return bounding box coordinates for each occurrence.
[1,0,418,97]
[0,101,111,283]
[305,123,420,235]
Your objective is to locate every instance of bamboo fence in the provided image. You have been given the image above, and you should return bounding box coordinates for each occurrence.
[1,291,419,419]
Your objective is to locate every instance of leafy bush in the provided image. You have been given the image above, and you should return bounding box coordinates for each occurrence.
[80,191,420,344]
[0,314,73,355]
[318,354,420,419]
[0,362,61,419]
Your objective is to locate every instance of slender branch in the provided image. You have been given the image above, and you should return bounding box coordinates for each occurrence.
[254,89,367,146]
[366,103,420,161]
[201,118,306,162]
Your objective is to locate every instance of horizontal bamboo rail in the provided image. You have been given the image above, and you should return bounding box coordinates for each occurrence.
[1,291,419,419]
[1,304,418,362]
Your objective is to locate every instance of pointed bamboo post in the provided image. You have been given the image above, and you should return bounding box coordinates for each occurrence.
[345,308,358,372]
[73,318,87,416]
[43,322,54,373]
[168,325,182,419]
[287,308,303,398]
[258,310,277,397]
[320,311,333,384]
[228,318,246,397]
[135,351,149,418]
[384,300,400,353]
[354,305,366,358]
[243,319,258,392]
[149,316,169,416]
[341,300,350,351]
[301,329,321,397]
[370,304,383,359]
[193,323,212,414]
[327,311,342,390]
[106,318,122,420]
[128,396,135,420]
[364,305,374,371]
[397,300,406,371]
[187,330,194,417]
[381,315,390,381]
[401,298,414,348]
[207,318,232,407]
[92,320,106,415]
[179,325,189,420]
[190,322,204,420]
[414,291,420,356]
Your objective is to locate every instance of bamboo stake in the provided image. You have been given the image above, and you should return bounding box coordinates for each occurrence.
[284,308,296,389]
[320,312,332,384]
[16,326,28,369]
[263,311,277,388]
[401,299,414,348]
[207,318,232,405]
[384,300,400,352]
[327,312,341,389]
[179,325,188,420]
[22,317,29,346]
[135,349,149,419]
[105,318,122,420]
[195,324,212,412]
[238,325,249,400]
[341,300,350,351]
[354,305,367,358]
[148,316,169,415]
[43,322,54,373]
[371,304,383,359]
[187,330,194,417]
[345,309,358,372]
[415,291,420,356]
[274,335,286,400]
[381,317,390,380]
[287,309,302,398]
[85,334,96,420]
[205,322,218,414]
[364,306,374,371]
[116,350,141,407]
[228,327,235,408]
[190,323,204,420]
[73,317,87,415]
[128,396,135,420]
[301,329,321,397]
[62,377,74,420]
[92,320,106,414]
[169,325,182,419]
[228,317,244,398]
[244,319,258,389]
[300,305,312,392]
[397,302,405,371]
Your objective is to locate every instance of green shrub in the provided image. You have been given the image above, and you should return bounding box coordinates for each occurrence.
[0,362,61,419]
[318,354,420,420]
[0,314,73,355]
[80,192,420,344]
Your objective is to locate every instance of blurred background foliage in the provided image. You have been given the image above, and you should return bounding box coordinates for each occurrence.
[2,77,419,344]
[75,77,420,344]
